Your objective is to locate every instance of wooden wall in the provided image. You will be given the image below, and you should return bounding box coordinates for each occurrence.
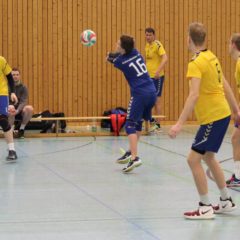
[0,0,239,122]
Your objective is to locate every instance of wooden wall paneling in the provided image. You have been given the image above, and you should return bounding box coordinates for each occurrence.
[72,0,78,115]
[95,0,102,115]
[32,0,38,110]
[52,0,58,111]
[67,0,73,116]
[57,0,64,113]
[61,0,69,114]
[163,0,170,121]
[27,0,33,106]
[7,0,13,64]
[173,0,179,120]
[101,0,107,112]
[177,0,184,120]
[183,0,190,120]
[22,0,28,88]
[12,0,18,67]
[91,0,97,116]
[17,0,23,71]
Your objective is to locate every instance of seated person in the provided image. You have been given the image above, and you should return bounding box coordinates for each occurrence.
[8,68,33,138]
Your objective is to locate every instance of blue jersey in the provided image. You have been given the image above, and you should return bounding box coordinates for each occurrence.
[113,49,156,96]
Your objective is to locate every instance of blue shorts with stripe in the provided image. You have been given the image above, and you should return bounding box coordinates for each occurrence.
[127,94,157,122]
[0,96,9,116]
[191,116,230,155]
[152,76,165,97]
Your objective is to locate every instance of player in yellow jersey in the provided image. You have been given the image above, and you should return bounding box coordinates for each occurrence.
[0,56,18,161]
[226,33,240,187]
[145,28,168,132]
[169,23,240,219]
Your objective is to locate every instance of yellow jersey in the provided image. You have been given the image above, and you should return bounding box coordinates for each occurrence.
[0,56,12,95]
[186,49,231,124]
[235,58,240,94]
[145,40,166,78]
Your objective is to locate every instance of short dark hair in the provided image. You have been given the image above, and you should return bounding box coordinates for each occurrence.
[188,22,206,46]
[120,35,134,54]
[231,33,240,51]
[12,67,20,73]
[145,27,155,35]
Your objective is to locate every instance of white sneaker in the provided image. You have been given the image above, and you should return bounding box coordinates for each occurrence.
[122,157,142,173]
[184,202,215,220]
[213,197,237,214]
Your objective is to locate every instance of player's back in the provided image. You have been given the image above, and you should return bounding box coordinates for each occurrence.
[113,49,156,96]
[0,56,11,95]
[188,50,231,124]
[235,58,240,93]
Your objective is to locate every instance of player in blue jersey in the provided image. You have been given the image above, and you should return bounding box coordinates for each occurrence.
[107,35,157,172]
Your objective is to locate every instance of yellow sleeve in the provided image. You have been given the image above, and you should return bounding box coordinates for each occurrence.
[158,43,166,56]
[186,61,202,79]
[1,57,12,75]
[155,41,166,56]
[236,60,240,89]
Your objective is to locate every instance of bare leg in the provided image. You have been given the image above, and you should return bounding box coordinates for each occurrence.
[231,128,240,178]
[154,97,162,124]
[128,133,138,160]
[203,152,227,190]
[21,105,33,126]
[187,150,208,195]
[4,128,14,144]
[8,115,15,127]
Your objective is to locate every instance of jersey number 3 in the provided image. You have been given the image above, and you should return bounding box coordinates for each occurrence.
[129,58,147,77]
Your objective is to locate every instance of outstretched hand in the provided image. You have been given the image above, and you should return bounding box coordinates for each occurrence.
[168,123,182,139]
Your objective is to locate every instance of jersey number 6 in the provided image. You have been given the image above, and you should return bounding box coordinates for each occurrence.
[129,58,148,77]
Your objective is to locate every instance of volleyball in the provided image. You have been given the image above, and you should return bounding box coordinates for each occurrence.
[80,29,96,47]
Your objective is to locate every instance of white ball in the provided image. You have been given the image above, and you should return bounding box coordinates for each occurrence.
[80,29,96,47]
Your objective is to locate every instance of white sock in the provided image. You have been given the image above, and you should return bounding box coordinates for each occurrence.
[20,124,26,130]
[234,161,240,179]
[200,194,210,205]
[8,143,15,151]
[220,187,229,200]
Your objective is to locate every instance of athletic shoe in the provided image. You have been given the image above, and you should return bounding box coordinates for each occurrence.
[122,157,142,173]
[226,174,240,187]
[213,197,237,214]
[149,123,162,133]
[6,150,18,162]
[116,150,131,164]
[184,202,215,220]
[14,129,25,139]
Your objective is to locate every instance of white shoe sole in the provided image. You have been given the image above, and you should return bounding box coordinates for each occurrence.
[116,156,131,164]
[184,214,215,220]
[214,205,237,214]
[122,161,142,173]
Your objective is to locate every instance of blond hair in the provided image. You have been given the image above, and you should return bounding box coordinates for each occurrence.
[189,22,207,46]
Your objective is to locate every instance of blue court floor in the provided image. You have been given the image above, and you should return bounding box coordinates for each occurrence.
[0,126,239,240]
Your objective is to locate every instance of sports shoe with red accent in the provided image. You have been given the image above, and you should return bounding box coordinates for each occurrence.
[226,174,240,187]
[213,197,237,214]
[184,202,215,220]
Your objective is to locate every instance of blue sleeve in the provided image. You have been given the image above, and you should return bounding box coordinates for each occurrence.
[113,57,122,70]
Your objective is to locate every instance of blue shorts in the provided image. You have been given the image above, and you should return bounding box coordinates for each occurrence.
[191,116,230,155]
[127,94,157,122]
[0,96,9,116]
[152,76,165,97]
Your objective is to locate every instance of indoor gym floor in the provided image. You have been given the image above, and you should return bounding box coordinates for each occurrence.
[0,126,239,240]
